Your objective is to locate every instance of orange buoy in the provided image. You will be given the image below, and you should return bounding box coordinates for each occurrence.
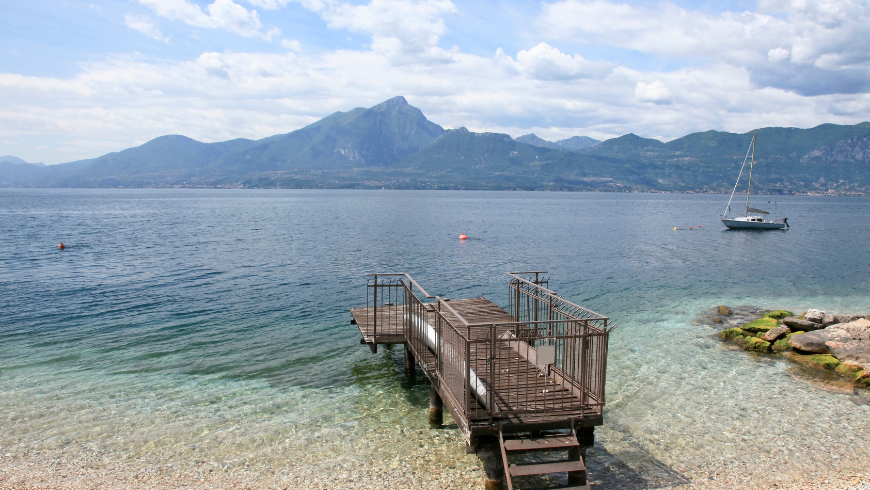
[58,242,65,249]
[690,226,693,230]
[459,234,468,240]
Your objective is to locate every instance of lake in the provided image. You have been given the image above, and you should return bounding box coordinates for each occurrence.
[1,189,868,489]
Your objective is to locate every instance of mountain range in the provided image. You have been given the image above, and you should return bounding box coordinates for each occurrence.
[2,96,869,194]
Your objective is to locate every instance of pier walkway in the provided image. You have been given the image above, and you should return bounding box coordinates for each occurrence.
[350,272,616,490]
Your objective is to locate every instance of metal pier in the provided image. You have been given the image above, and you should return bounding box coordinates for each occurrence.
[349,272,617,490]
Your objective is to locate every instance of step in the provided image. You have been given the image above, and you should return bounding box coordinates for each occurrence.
[508,460,586,477]
[502,435,579,452]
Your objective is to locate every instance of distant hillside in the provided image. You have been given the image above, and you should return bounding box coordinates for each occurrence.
[1,97,868,194]
[580,123,870,194]
[516,134,600,151]
[211,96,445,175]
[0,155,45,166]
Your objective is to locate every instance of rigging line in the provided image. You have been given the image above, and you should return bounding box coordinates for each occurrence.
[724,135,755,217]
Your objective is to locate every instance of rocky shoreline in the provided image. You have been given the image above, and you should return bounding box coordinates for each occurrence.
[712,306,870,388]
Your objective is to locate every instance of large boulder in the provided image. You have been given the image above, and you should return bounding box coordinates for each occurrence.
[824,318,870,369]
[789,330,832,354]
[782,317,824,331]
[805,309,825,324]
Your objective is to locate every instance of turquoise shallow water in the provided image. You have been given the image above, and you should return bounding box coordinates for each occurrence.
[1,189,869,488]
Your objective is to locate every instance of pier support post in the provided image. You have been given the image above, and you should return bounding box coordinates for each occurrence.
[404,343,416,382]
[570,427,594,486]
[475,438,504,490]
[428,384,443,427]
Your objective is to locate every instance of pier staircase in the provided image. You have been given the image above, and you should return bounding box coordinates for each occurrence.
[499,426,588,490]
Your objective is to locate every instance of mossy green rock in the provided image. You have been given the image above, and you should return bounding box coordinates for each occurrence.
[719,327,748,341]
[835,363,862,378]
[743,336,772,352]
[741,317,779,333]
[856,371,870,387]
[764,310,794,320]
[772,338,792,352]
[798,354,841,371]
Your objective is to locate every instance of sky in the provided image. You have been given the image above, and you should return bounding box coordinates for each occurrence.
[2,0,869,164]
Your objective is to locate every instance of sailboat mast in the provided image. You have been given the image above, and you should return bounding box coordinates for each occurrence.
[745,133,756,217]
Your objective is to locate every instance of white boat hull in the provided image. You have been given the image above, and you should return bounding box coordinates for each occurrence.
[721,218,786,230]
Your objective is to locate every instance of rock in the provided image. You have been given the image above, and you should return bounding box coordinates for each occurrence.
[836,362,863,378]
[764,310,794,320]
[772,337,792,352]
[761,326,790,342]
[790,353,841,371]
[713,317,722,323]
[789,330,832,354]
[805,309,826,324]
[857,370,870,388]
[718,305,731,316]
[835,315,862,324]
[841,360,865,370]
[718,327,747,341]
[743,336,771,352]
[821,313,837,326]
[824,318,870,368]
[782,317,823,331]
[741,317,779,333]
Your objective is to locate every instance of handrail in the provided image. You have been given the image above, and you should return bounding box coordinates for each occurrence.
[507,272,611,324]
[366,272,475,328]
[367,272,434,298]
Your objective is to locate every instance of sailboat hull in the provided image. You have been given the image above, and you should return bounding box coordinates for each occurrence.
[721,218,786,230]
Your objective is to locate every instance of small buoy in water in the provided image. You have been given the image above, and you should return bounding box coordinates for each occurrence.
[459,234,468,240]
[673,227,677,230]
[690,226,693,230]
[699,225,702,228]
[58,242,65,250]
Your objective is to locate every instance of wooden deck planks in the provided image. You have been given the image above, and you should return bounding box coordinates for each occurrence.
[350,305,406,343]
[351,297,595,422]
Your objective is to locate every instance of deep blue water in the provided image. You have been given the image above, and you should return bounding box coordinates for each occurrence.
[1,189,869,487]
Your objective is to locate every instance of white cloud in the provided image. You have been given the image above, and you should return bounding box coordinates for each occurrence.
[124,14,169,42]
[537,0,870,95]
[246,0,459,64]
[511,42,612,81]
[137,0,280,40]
[245,0,325,9]
[319,0,458,64]
[634,80,672,104]
[280,39,302,52]
[768,47,790,62]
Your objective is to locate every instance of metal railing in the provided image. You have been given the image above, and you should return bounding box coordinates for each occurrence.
[367,272,616,423]
[366,275,412,342]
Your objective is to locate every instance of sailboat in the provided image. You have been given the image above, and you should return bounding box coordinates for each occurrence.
[721,134,789,230]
